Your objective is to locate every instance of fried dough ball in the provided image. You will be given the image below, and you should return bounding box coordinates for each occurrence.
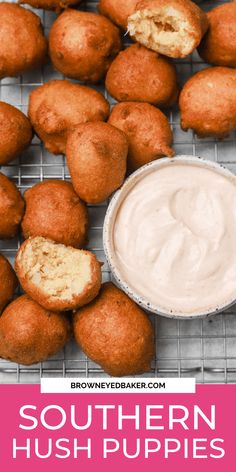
[0,295,71,366]
[22,180,88,248]
[179,67,236,138]
[0,173,25,239]
[0,255,18,315]
[73,282,155,377]
[49,10,121,83]
[198,3,236,67]
[98,0,138,30]
[0,102,33,166]
[109,102,174,171]
[0,3,47,78]
[105,44,178,107]
[19,0,81,12]
[15,237,102,312]
[66,122,128,204]
[28,80,110,155]
[128,0,209,58]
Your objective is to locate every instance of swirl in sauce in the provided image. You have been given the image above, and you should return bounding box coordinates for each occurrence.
[113,162,236,314]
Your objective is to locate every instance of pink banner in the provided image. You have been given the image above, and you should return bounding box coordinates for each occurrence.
[0,384,235,471]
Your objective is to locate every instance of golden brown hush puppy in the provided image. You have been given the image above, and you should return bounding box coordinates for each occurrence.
[66,122,128,204]
[98,0,138,30]
[105,44,178,107]
[49,10,121,83]
[109,102,174,171]
[19,0,81,12]
[73,282,155,377]
[0,173,25,239]
[0,102,33,166]
[28,80,110,155]
[198,3,236,67]
[179,67,236,138]
[128,0,208,58]
[22,180,88,248]
[0,254,18,315]
[0,295,71,366]
[15,237,102,312]
[0,3,47,78]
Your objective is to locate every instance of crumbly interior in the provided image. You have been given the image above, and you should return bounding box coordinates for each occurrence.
[20,237,92,300]
[128,8,194,56]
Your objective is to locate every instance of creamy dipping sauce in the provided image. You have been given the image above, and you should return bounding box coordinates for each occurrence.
[113,161,236,315]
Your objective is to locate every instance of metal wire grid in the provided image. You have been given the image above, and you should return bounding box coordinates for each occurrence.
[0,0,236,384]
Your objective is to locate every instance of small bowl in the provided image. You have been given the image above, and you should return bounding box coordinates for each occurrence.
[103,155,236,319]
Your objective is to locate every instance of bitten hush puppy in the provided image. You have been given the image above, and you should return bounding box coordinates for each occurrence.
[66,122,128,204]
[179,67,236,138]
[106,44,178,107]
[109,102,174,171]
[198,3,236,67]
[128,0,208,58]
[15,237,102,312]
[0,173,25,239]
[73,282,155,377]
[0,254,18,314]
[0,295,71,366]
[49,10,121,83]
[0,102,33,165]
[98,0,138,30]
[22,180,88,248]
[0,3,47,78]
[20,0,81,12]
[28,80,110,155]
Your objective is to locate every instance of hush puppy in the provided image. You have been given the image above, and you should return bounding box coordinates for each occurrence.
[0,102,33,166]
[22,180,88,248]
[0,295,71,366]
[49,10,121,83]
[179,67,236,138]
[0,254,18,315]
[128,0,208,58]
[66,122,128,204]
[15,237,102,312]
[98,0,138,30]
[28,80,110,155]
[106,44,178,107]
[109,102,174,171]
[198,3,236,67]
[0,3,47,78]
[73,282,155,377]
[19,0,81,12]
[0,173,25,239]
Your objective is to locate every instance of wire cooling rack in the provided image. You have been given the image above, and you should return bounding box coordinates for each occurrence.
[0,0,236,384]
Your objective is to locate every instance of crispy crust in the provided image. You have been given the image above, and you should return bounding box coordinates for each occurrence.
[0,295,71,365]
[98,0,138,30]
[0,173,25,239]
[198,3,236,67]
[73,282,155,377]
[15,237,102,312]
[49,10,122,83]
[109,101,174,171]
[105,43,178,107]
[128,0,209,58]
[0,3,47,78]
[66,122,128,204]
[179,67,236,138]
[28,79,110,155]
[22,180,89,248]
[0,254,18,314]
[19,0,81,13]
[0,102,33,165]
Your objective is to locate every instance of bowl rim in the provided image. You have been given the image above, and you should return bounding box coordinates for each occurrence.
[103,155,236,319]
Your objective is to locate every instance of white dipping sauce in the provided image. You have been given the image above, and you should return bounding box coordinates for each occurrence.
[113,162,236,314]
